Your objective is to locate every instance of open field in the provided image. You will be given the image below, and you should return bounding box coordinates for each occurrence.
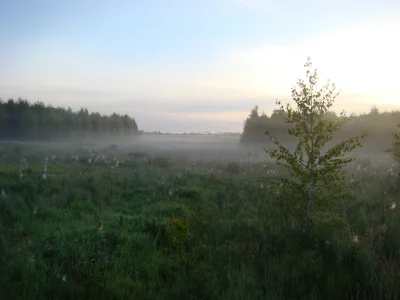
[1,137,400,299]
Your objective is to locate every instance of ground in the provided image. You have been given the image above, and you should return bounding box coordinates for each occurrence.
[0,136,399,299]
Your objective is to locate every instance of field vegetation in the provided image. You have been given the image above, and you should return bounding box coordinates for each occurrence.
[1,59,400,299]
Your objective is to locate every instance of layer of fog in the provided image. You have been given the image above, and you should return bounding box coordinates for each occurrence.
[2,133,395,165]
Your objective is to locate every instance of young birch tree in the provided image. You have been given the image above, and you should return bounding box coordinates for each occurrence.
[386,124,400,163]
[265,57,366,236]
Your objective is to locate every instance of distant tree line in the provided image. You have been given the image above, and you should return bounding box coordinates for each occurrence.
[241,106,290,145]
[241,105,400,151]
[141,131,241,136]
[0,98,139,140]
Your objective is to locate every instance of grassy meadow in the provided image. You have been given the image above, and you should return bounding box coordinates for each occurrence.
[1,136,400,299]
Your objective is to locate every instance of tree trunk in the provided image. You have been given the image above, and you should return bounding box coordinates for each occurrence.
[304,181,313,244]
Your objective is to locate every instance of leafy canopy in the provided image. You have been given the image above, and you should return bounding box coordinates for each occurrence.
[385,124,400,164]
[265,57,366,232]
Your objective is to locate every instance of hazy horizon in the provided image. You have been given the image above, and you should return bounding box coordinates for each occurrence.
[1,0,399,133]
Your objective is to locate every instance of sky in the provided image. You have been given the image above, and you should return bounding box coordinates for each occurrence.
[0,0,400,133]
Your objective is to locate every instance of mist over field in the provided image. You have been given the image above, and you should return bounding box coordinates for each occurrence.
[1,66,400,298]
[2,0,400,299]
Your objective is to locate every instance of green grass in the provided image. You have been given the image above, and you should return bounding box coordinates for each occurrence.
[0,141,400,299]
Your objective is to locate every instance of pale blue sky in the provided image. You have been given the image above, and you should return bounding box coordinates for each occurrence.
[1,0,399,132]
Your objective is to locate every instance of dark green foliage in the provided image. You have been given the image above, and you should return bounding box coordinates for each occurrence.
[0,126,399,298]
[0,98,139,140]
[241,102,400,152]
[240,106,291,144]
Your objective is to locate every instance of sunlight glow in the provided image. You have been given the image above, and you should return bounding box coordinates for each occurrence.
[198,20,400,100]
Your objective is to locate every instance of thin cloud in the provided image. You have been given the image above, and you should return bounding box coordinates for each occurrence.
[233,0,300,17]
[198,19,400,98]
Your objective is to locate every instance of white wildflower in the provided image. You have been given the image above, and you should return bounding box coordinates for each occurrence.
[353,236,359,243]
[42,173,47,180]
[391,202,397,210]
[19,158,28,180]
[1,189,6,198]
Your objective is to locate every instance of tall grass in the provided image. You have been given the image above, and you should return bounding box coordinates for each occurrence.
[0,142,399,299]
